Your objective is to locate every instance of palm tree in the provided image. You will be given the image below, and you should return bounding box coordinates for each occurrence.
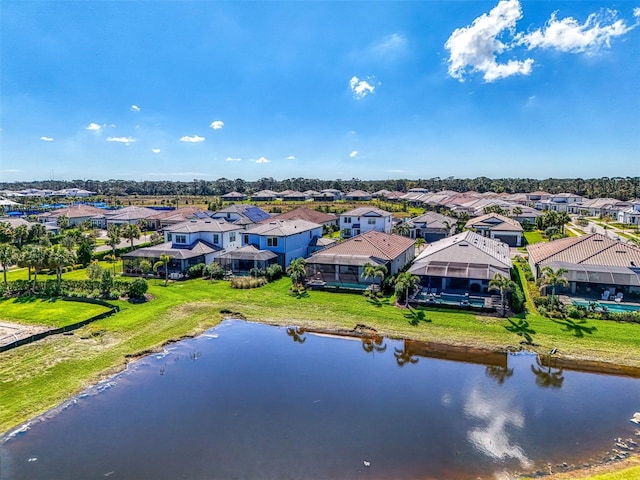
[536,266,569,308]
[361,262,387,291]
[121,223,141,250]
[21,244,48,290]
[394,271,420,307]
[557,211,571,234]
[393,221,411,237]
[286,257,307,291]
[106,224,121,258]
[489,273,516,317]
[48,245,76,291]
[154,253,172,286]
[0,243,19,286]
[13,224,29,249]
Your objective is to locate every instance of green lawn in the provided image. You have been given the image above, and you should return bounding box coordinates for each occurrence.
[4,260,122,282]
[523,230,546,245]
[0,297,110,328]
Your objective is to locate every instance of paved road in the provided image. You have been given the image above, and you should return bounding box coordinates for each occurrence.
[94,233,153,253]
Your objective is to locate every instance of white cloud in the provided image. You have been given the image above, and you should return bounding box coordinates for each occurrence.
[225,157,241,162]
[39,136,54,142]
[634,7,640,18]
[86,122,102,131]
[255,157,271,164]
[518,10,634,54]
[180,135,205,143]
[130,105,141,112]
[152,148,161,154]
[349,150,358,158]
[285,155,296,160]
[370,33,408,57]
[210,120,224,130]
[349,76,376,99]
[106,136,135,144]
[445,0,533,82]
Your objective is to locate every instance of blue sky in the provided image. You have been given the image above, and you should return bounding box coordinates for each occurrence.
[1,1,639,182]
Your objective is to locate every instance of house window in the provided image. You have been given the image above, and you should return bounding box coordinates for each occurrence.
[344,217,352,224]
[213,234,219,244]
[229,232,236,242]
[267,237,278,247]
[175,234,187,244]
[368,218,376,225]
[167,233,172,241]
[243,234,249,244]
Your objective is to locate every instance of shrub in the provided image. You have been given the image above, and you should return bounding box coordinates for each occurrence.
[510,284,526,313]
[128,278,148,299]
[265,264,283,282]
[249,267,266,278]
[188,263,206,279]
[203,262,224,280]
[230,276,267,289]
[565,305,585,319]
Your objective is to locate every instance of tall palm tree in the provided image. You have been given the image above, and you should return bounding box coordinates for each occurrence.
[557,211,571,234]
[0,243,19,286]
[154,253,172,286]
[106,224,121,258]
[21,244,48,290]
[393,221,411,237]
[361,262,387,290]
[536,266,569,307]
[13,224,29,249]
[121,223,141,250]
[394,271,420,306]
[48,245,76,290]
[286,257,307,291]
[489,273,516,317]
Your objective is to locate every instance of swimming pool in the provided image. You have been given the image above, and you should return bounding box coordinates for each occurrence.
[572,300,640,314]
[415,292,486,308]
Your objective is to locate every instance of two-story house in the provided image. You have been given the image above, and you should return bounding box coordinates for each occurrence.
[339,207,393,238]
[211,204,271,228]
[242,219,323,267]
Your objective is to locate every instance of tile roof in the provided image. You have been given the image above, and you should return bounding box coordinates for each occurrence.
[246,219,322,236]
[147,207,208,220]
[39,205,105,219]
[308,230,415,262]
[341,207,392,217]
[263,207,336,225]
[413,230,512,268]
[527,233,640,268]
[409,211,456,229]
[123,240,218,260]
[165,219,243,234]
[465,213,523,232]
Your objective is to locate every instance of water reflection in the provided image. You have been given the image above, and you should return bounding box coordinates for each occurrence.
[531,356,565,389]
[394,344,419,367]
[285,326,307,344]
[485,365,515,385]
[465,387,532,468]
[361,334,387,354]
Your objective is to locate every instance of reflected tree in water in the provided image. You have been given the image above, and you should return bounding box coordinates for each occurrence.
[485,365,514,385]
[394,341,419,367]
[286,326,307,344]
[361,335,387,354]
[530,357,564,389]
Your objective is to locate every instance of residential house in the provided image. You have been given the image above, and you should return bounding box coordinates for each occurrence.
[576,198,630,217]
[98,206,158,228]
[535,193,582,212]
[38,205,106,227]
[319,189,342,200]
[408,211,456,242]
[146,207,211,230]
[282,191,309,202]
[345,190,372,201]
[617,200,640,225]
[121,218,243,277]
[250,190,279,202]
[262,207,338,231]
[242,219,323,267]
[215,245,278,275]
[339,207,393,238]
[465,213,524,247]
[211,204,271,228]
[220,191,248,202]
[408,231,512,294]
[527,233,640,298]
[305,231,415,288]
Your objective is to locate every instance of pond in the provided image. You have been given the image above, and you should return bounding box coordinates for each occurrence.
[2,320,639,479]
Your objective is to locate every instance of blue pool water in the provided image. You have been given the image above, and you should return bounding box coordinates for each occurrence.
[572,300,640,314]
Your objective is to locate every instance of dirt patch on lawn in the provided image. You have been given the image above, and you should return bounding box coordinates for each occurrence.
[0,321,48,349]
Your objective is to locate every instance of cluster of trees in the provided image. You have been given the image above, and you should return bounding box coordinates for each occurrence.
[535,210,572,240]
[0,243,77,291]
[3,176,638,200]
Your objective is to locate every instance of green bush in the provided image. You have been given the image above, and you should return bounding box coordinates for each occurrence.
[128,278,148,299]
[510,283,526,313]
[265,264,283,282]
[188,263,206,279]
[203,263,224,280]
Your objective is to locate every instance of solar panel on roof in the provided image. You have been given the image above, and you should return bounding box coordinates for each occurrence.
[244,206,271,223]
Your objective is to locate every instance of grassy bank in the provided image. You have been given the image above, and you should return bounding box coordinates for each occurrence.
[0,297,111,328]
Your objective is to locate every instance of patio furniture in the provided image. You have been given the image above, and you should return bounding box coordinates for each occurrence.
[601,290,611,301]
[614,292,624,303]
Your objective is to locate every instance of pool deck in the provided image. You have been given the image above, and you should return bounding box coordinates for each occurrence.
[568,296,640,312]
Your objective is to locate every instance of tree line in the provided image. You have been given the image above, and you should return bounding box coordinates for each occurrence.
[2,176,639,200]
